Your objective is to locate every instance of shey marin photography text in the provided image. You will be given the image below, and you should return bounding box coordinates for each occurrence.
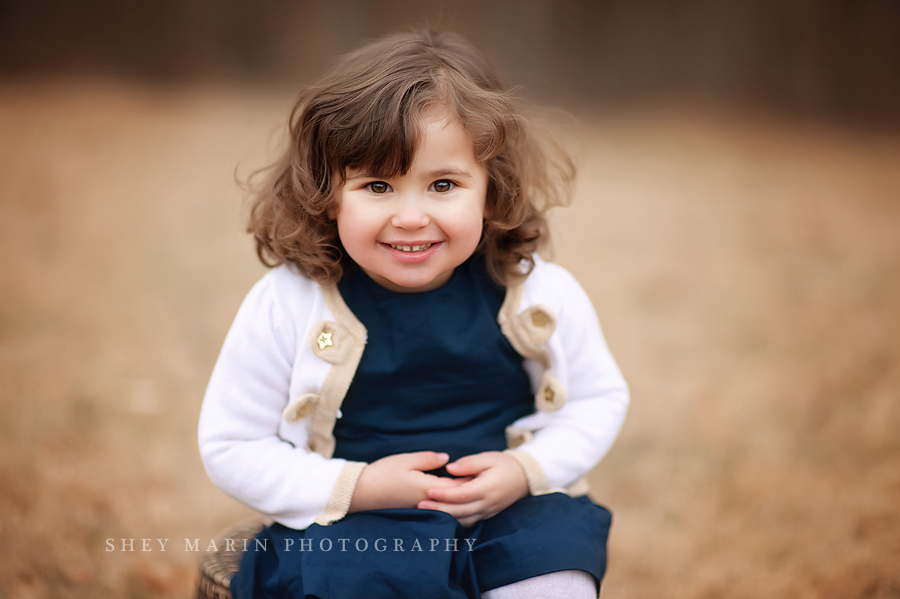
[106,537,478,553]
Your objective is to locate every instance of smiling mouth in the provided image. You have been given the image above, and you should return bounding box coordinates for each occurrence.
[388,243,434,253]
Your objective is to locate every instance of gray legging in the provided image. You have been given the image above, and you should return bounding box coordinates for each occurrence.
[482,571,598,599]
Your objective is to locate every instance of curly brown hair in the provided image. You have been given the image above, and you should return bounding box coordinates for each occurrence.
[247,29,574,286]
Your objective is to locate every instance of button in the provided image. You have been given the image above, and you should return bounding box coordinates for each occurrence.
[317,331,334,350]
[531,310,551,328]
[542,386,555,404]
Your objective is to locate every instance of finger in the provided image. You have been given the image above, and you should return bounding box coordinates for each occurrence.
[426,479,485,504]
[418,500,488,528]
[417,498,485,521]
[402,451,450,472]
[421,475,470,489]
[456,515,481,528]
[445,452,498,477]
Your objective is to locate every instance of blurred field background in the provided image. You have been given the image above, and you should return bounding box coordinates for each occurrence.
[1,1,899,598]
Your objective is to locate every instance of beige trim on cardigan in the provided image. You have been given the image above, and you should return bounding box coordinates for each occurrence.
[506,450,589,497]
[505,449,549,495]
[310,284,370,524]
[313,461,367,526]
[281,283,369,525]
[497,281,567,412]
[499,281,587,496]
[303,284,368,458]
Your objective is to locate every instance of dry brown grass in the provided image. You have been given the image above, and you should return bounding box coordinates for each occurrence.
[1,80,898,599]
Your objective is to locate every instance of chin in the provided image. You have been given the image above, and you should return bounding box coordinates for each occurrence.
[393,279,437,291]
[385,273,443,292]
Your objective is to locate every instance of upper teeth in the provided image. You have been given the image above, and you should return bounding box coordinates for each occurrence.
[391,243,433,252]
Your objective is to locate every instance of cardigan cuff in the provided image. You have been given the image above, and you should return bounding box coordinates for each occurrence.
[504,449,550,496]
[313,461,367,526]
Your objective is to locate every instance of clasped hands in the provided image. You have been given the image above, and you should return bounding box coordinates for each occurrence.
[348,451,528,528]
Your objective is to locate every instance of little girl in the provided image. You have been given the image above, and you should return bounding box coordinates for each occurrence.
[199,30,629,599]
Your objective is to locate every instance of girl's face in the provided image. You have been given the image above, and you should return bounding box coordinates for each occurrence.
[336,107,488,293]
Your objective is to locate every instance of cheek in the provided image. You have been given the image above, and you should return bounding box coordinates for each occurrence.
[335,202,381,260]
[334,206,357,250]
[453,208,486,247]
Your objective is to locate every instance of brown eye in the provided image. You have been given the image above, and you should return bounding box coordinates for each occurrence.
[367,181,390,194]
[432,180,454,193]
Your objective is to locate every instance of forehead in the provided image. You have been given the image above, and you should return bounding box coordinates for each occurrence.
[415,111,477,161]
[343,107,478,178]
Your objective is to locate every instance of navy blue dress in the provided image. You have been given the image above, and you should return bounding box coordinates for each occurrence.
[231,257,611,599]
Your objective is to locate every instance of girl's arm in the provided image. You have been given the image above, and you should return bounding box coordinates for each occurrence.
[507,261,630,493]
[198,272,356,530]
[199,270,469,528]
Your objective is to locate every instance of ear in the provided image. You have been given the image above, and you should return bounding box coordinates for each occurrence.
[326,186,341,220]
[328,171,345,220]
[482,193,496,220]
[482,177,498,220]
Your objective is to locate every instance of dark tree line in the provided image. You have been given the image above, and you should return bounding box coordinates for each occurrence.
[1,0,898,126]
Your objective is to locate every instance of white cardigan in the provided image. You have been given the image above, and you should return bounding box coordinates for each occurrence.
[198,258,629,530]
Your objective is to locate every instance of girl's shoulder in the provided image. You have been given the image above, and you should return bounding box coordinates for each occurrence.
[240,263,318,306]
[260,263,323,298]
[517,256,603,331]
[522,256,588,303]
[236,264,326,329]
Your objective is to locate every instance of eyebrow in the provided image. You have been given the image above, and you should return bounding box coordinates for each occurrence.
[426,168,473,179]
[344,167,474,180]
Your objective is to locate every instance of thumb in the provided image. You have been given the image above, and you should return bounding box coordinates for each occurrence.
[402,451,450,472]
[445,452,494,477]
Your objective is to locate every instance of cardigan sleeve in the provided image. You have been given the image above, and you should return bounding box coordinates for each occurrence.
[198,271,364,530]
[510,262,630,492]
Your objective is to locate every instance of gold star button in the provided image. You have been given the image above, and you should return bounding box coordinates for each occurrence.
[531,310,551,328]
[542,386,555,404]
[317,331,334,350]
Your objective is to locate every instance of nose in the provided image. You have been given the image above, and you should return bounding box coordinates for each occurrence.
[390,194,430,230]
